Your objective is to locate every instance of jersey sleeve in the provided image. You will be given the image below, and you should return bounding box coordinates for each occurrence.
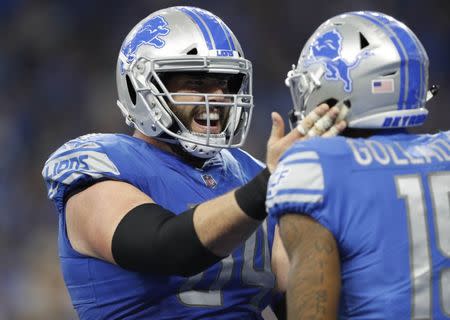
[266,143,332,231]
[42,135,121,212]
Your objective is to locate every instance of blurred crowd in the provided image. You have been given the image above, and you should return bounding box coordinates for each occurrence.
[0,0,448,319]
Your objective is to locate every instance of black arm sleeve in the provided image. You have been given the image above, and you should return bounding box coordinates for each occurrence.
[234,167,270,220]
[111,203,223,277]
[271,293,287,320]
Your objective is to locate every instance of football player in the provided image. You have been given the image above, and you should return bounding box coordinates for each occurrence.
[42,6,344,319]
[267,11,449,319]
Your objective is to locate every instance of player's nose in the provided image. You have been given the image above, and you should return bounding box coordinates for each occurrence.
[207,87,230,103]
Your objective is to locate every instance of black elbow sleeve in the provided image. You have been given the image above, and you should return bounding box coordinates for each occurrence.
[111,203,223,277]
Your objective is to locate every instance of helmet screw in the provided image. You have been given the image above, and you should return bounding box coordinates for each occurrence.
[136,62,145,73]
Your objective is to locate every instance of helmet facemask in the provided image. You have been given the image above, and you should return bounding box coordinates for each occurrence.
[123,55,253,158]
[285,65,326,129]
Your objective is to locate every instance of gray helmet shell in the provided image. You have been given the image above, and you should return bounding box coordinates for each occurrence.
[116,6,253,158]
[286,11,431,129]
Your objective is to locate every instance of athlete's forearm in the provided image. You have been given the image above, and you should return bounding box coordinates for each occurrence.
[194,168,270,256]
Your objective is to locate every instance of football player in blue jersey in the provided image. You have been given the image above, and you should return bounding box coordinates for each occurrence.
[267,11,450,319]
[41,6,345,320]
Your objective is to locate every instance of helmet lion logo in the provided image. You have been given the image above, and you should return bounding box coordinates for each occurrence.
[121,16,170,64]
[306,29,369,92]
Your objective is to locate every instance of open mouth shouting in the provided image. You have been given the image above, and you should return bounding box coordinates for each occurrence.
[191,108,225,134]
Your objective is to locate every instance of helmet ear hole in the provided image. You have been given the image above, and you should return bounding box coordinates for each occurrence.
[382,70,397,77]
[343,99,351,108]
[322,98,338,107]
[318,98,351,109]
[126,75,137,105]
[186,48,198,55]
[359,32,370,49]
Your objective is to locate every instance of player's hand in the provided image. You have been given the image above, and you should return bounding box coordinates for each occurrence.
[266,104,346,173]
[297,103,348,138]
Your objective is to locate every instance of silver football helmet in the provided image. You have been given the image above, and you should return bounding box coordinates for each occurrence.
[116,6,253,158]
[286,11,435,129]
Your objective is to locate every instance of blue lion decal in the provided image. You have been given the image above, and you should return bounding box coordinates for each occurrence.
[305,29,370,92]
[121,16,170,64]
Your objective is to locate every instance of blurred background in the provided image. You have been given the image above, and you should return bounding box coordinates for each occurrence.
[0,0,448,319]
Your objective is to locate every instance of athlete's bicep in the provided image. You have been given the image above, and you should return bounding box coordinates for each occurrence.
[65,180,153,263]
[279,214,340,320]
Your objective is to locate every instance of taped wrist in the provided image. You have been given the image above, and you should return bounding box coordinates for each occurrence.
[111,203,223,277]
[234,167,270,221]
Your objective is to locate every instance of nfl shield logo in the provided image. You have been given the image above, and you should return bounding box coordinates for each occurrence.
[202,174,217,189]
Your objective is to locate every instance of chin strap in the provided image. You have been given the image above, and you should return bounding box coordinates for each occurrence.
[168,143,212,168]
[179,141,222,159]
[178,132,225,159]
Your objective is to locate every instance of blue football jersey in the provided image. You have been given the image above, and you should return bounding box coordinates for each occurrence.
[42,133,276,320]
[267,131,450,319]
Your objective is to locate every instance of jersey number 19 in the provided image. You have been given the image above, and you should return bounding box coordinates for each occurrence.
[396,172,450,319]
